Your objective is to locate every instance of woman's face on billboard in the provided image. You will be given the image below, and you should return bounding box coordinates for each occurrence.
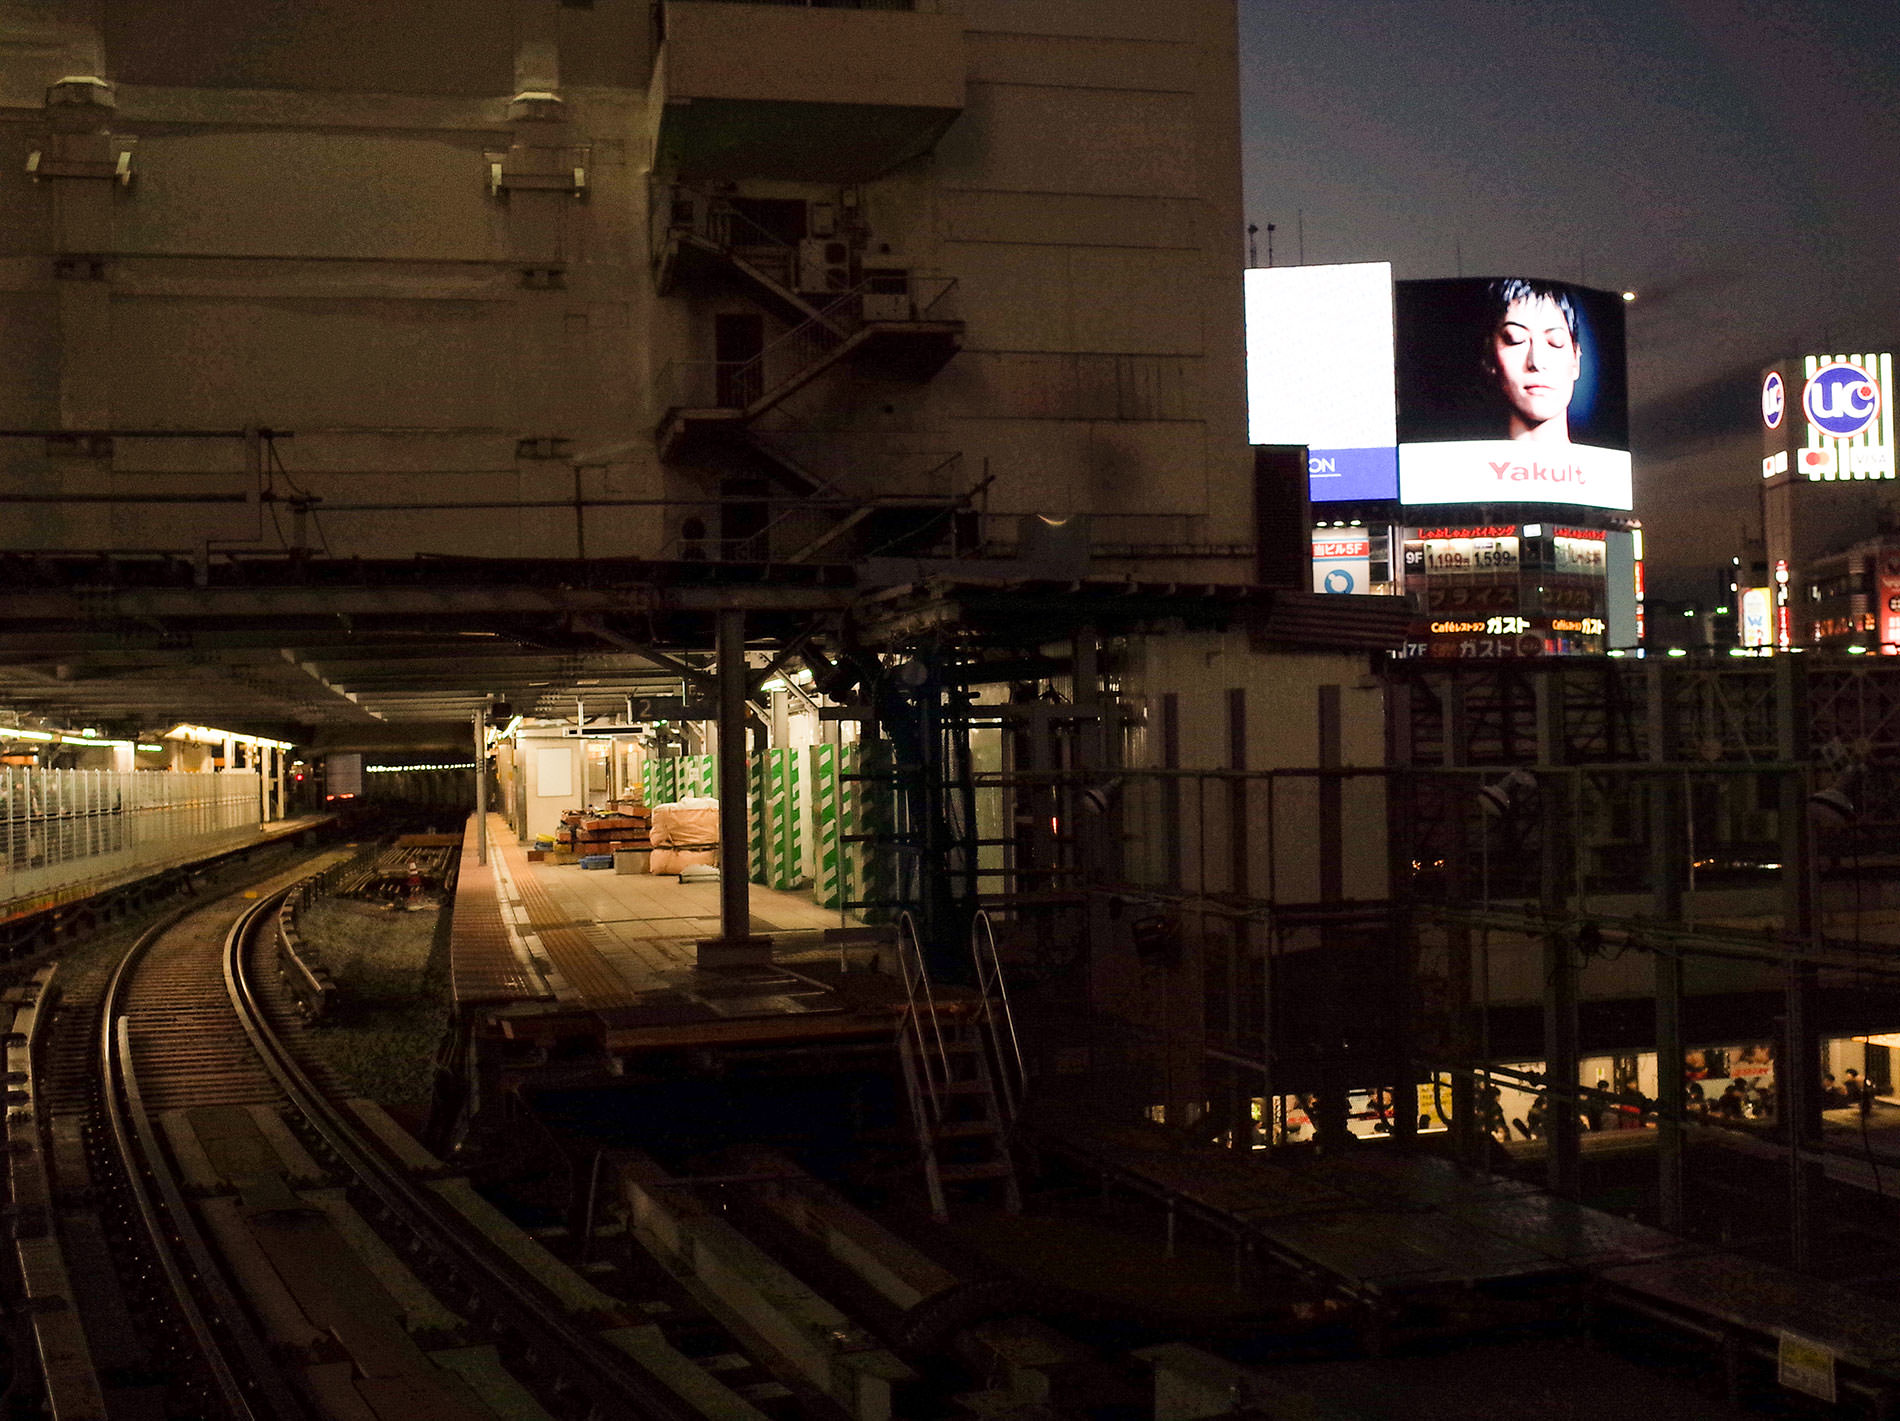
[1492,296,1579,441]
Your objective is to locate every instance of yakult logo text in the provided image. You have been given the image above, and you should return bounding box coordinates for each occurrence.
[1489,459,1587,487]
[1804,363,1880,439]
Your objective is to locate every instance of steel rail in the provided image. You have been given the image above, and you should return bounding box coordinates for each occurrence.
[223,874,704,1421]
[100,892,313,1421]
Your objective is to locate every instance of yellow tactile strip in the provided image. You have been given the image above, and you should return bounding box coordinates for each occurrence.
[490,824,638,1008]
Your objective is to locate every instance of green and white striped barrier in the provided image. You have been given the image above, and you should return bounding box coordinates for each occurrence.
[810,745,842,908]
[747,752,767,885]
[767,749,801,891]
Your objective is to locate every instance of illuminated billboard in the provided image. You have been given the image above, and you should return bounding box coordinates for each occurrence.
[1310,532,1371,593]
[1762,352,1895,482]
[1394,278,1632,510]
[1740,587,1772,649]
[1244,263,1399,502]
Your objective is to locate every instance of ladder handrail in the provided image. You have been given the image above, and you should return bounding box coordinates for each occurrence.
[894,910,951,1120]
[969,910,1027,1122]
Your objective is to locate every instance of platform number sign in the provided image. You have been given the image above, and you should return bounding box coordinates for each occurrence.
[1777,1330,1836,1403]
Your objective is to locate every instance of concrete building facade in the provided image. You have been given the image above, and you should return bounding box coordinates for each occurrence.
[0,0,1252,575]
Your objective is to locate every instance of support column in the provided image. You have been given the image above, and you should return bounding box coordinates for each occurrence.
[1385,688,1418,1151]
[473,712,488,866]
[1442,680,1479,1166]
[1313,685,1352,1154]
[1537,671,1580,1199]
[276,744,287,822]
[703,610,769,965]
[1777,653,1822,1270]
[1647,662,1686,1231]
[1221,686,1250,1149]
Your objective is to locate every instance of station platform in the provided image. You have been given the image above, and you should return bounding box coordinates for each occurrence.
[448,814,941,1055]
[0,813,334,953]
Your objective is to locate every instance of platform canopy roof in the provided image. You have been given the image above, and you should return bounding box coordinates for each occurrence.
[0,552,1404,748]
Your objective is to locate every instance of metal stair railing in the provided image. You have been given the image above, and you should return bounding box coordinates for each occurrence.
[969,909,1027,1124]
[893,909,953,1220]
[893,909,951,1120]
[653,273,960,425]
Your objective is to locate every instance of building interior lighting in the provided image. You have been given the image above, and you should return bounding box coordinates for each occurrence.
[164,723,294,751]
[1667,648,1688,657]
[1621,291,1637,301]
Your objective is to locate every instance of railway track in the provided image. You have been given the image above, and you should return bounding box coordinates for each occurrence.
[17,857,809,1421]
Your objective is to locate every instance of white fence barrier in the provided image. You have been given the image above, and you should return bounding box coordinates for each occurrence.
[0,769,265,911]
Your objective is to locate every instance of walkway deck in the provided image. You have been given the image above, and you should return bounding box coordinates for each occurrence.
[1023,1098,1900,1403]
[447,815,937,1053]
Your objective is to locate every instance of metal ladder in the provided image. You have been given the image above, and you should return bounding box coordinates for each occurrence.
[894,911,1023,1222]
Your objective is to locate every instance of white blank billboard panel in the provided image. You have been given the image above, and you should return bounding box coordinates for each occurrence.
[1245,263,1396,449]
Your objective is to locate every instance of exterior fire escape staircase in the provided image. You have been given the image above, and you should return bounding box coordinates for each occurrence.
[649,185,968,561]
[894,910,1026,1222]
[654,276,963,463]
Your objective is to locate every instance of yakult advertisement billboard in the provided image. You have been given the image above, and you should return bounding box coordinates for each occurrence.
[1394,278,1632,511]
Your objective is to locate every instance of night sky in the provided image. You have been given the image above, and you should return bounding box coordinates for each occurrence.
[1239,2,1900,598]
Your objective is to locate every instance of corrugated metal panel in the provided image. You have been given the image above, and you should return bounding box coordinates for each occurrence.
[1253,591,1413,652]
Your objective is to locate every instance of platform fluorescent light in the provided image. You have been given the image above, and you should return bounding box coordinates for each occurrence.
[3,728,56,741]
[164,722,294,751]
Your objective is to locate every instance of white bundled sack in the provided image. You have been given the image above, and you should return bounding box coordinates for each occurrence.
[651,796,719,850]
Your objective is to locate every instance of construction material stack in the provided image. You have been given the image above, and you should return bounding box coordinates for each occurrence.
[560,798,653,868]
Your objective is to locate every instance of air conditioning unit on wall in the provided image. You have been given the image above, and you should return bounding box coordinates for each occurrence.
[861,267,913,322]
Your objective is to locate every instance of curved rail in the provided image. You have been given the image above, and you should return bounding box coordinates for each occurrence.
[222,876,705,1421]
[100,890,311,1421]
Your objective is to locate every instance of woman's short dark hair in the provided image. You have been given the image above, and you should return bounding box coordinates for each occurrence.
[1486,277,1580,346]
